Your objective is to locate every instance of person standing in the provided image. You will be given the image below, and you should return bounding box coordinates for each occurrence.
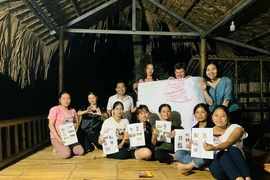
[133,63,158,94]
[107,80,135,122]
[77,92,108,153]
[48,91,84,159]
[198,61,239,123]
[168,62,191,80]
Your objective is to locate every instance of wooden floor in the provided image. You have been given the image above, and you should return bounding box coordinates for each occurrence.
[0,145,214,180]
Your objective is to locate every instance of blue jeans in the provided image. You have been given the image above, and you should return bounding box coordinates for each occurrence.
[209,146,250,180]
[175,150,211,168]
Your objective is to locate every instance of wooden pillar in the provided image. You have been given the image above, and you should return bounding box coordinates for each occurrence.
[200,38,206,77]
[59,26,65,94]
[235,58,238,99]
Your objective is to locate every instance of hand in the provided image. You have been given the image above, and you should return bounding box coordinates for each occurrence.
[167,130,175,138]
[95,108,102,116]
[203,141,215,151]
[98,137,106,145]
[222,100,230,107]
[73,122,77,129]
[198,80,207,91]
[168,76,175,80]
[86,106,92,113]
[57,138,65,145]
[118,143,124,149]
[152,128,159,137]
[135,100,139,108]
[187,140,193,149]
[133,83,138,90]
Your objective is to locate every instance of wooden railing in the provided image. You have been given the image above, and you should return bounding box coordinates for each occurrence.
[0,115,50,170]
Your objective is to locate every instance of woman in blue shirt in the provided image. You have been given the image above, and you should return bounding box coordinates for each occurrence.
[198,61,239,123]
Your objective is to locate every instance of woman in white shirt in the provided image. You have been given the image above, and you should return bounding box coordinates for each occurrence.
[203,105,251,180]
[93,101,130,159]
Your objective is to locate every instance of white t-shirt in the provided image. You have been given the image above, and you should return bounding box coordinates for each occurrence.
[100,117,129,141]
[106,94,134,111]
[106,94,134,121]
[214,124,248,154]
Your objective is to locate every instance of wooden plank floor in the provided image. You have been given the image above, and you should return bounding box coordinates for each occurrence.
[0,145,214,180]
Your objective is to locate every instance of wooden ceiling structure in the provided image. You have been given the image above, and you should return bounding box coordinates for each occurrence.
[1,0,270,87]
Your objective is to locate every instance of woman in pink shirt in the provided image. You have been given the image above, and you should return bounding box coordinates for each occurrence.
[48,91,84,158]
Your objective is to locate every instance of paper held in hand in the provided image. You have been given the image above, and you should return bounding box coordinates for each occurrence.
[127,123,146,147]
[174,129,191,152]
[59,123,78,146]
[102,129,119,155]
[156,121,172,143]
[174,128,214,159]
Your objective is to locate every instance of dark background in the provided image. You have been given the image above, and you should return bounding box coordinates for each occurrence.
[0,33,264,149]
[0,33,191,120]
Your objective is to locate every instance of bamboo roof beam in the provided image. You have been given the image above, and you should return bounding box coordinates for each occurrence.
[201,0,254,39]
[213,37,270,56]
[148,0,204,34]
[22,0,59,36]
[244,29,270,44]
[69,0,80,16]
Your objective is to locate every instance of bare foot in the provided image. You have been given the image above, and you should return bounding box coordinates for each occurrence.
[93,153,106,159]
[245,176,252,180]
[52,148,58,155]
[173,162,193,171]
[204,167,209,171]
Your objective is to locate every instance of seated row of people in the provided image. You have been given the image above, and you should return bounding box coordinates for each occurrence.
[48,90,252,179]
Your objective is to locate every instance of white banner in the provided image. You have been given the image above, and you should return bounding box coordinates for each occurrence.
[138,77,205,129]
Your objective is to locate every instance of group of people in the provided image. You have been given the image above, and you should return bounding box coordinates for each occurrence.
[47,61,268,179]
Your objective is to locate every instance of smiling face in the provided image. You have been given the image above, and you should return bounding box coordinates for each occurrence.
[137,108,150,123]
[212,108,229,128]
[175,68,186,79]
[194,107,208,122]
[206,63,218,80]
[159,106,171,121]
[112,103,124,118]
[59,93,71,108]
[88,93,97,106]
[115,82,126,96]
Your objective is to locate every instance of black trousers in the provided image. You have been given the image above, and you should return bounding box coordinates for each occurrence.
[154,148,174,164]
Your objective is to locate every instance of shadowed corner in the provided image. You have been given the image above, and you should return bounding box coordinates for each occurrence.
[171,111,183,129]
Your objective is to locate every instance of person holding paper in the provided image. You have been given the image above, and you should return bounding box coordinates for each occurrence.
[128,105,154,160]
[93,101,130,159]
[174,103,214,170]
[77,92,108,153]
[168,62,191,80]
[203,105,251,180]
[133,63,158,95]
[48,91,84,159]
[152,103,179,164]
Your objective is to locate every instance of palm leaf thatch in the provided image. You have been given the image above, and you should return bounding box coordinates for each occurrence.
[117,0,235,56]
[0,8,68,88]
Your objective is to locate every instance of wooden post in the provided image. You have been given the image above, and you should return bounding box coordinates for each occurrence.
[200,38,206,77]
[59,26,65,94]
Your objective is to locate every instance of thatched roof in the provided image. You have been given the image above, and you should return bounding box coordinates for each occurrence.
[1,0,270,87]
